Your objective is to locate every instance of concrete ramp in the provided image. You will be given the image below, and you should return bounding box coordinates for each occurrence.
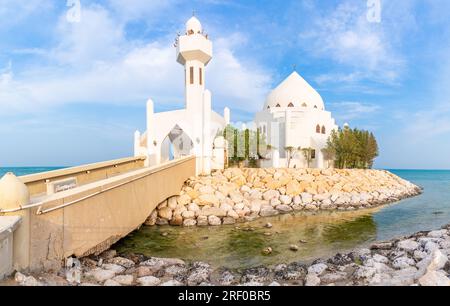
[0,156,196,273]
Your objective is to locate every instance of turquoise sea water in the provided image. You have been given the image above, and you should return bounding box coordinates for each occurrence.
[0,167,65,178]
[375,169,450,240]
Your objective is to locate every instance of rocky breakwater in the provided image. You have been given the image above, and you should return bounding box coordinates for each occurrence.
[10,225,450,286]
[146,168,421,227]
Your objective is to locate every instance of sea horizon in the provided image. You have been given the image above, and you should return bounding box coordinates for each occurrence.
[1,166,450,178]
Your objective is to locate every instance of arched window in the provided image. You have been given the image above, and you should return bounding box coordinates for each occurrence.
[276,104,281,107]
[321,126,326,134]
[263,126,266,133]
[316,124,321,133]
[314,105,318,109]
[267,106,270,110]
[302,103,307,107]
[288,102,294,107]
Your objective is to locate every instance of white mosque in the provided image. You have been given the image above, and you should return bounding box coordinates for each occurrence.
[255,71,338,169]
[134,16,338,173]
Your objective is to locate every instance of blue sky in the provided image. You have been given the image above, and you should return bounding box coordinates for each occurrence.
[1,0,450,169]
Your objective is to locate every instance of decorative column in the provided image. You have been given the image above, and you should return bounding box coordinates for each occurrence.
[134,130,141,157]
[285,109,291,148]
[146,99,157,166]
[202,90,212,175]
[224,107,230,126]
[272,149,280,168]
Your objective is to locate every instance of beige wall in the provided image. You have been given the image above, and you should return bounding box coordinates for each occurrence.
[5,156,195,272]
[0,217,22,279]
[21,157,146,197]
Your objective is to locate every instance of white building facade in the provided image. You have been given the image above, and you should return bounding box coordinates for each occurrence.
[134,16,230,175]
[255,71,338,169]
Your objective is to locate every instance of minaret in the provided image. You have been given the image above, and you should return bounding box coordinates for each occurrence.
[176,16,213,175]
[176,16,213,113]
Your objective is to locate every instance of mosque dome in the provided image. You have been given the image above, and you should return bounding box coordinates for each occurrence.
[264,72,325,111]
[186,16,202,34]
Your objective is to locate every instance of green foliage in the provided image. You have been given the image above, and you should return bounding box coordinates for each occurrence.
[301,147,315,168]
[284,146,298,168]
[222,125,267,167]
[326,126,379,169]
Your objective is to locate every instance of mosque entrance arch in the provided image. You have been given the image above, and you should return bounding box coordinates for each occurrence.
[160,125,194,163]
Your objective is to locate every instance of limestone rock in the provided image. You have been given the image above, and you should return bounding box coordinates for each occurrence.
[222,217,236,225]
[308,264,328,276]
[170,215,183,226]
[85,268,116,282]
[183,219,197,227]
[263,190,280,201]
[197,215,209,226]
[158,207,173,220]
[200,207,227,217]
[276,204,293,213]
[286,180,302,196]
[14,272,43,286]
[112,275,134,286]
[208,215,222,226]
[102,264,126,274]
[279,195,292,205]
[107,257,135,269]
[305,274,321,286]
[182,210,195,219]
[260,206,279,217]
[419,270,450,286]
[188,203,200,212]
[177,194,191,206]
[104,279,122,286]
[160,280,184,286]
[392,257,415,270]
[137,276,161,286]
[197,194,219,206]
[397,239,419,251]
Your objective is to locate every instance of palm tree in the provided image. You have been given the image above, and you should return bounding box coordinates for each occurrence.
[302,147,314,168]
[285,146,298,168]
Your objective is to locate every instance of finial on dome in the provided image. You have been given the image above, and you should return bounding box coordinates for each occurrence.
[292,64,297,71]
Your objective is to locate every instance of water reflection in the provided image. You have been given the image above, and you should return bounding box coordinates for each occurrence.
[115,208,380,269]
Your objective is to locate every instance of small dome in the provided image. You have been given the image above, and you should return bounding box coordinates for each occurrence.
[186,16,202,34]
[0,172,29,210]
[264,71,325,111]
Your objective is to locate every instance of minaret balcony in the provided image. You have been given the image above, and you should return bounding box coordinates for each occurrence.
[176,35,213,65]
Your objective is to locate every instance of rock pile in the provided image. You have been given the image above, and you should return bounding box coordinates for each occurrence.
[11,225,450,286]
[146,168,421,227]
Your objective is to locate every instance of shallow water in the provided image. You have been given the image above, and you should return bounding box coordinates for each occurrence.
[115,209,383,269]
[115,170,450,269]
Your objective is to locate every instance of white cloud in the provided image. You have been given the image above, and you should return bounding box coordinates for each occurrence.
[329,101,380,121]
[299,1,404,84]
[315,72,363,85]
[0,4,272,117]
[0,0,54,28]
